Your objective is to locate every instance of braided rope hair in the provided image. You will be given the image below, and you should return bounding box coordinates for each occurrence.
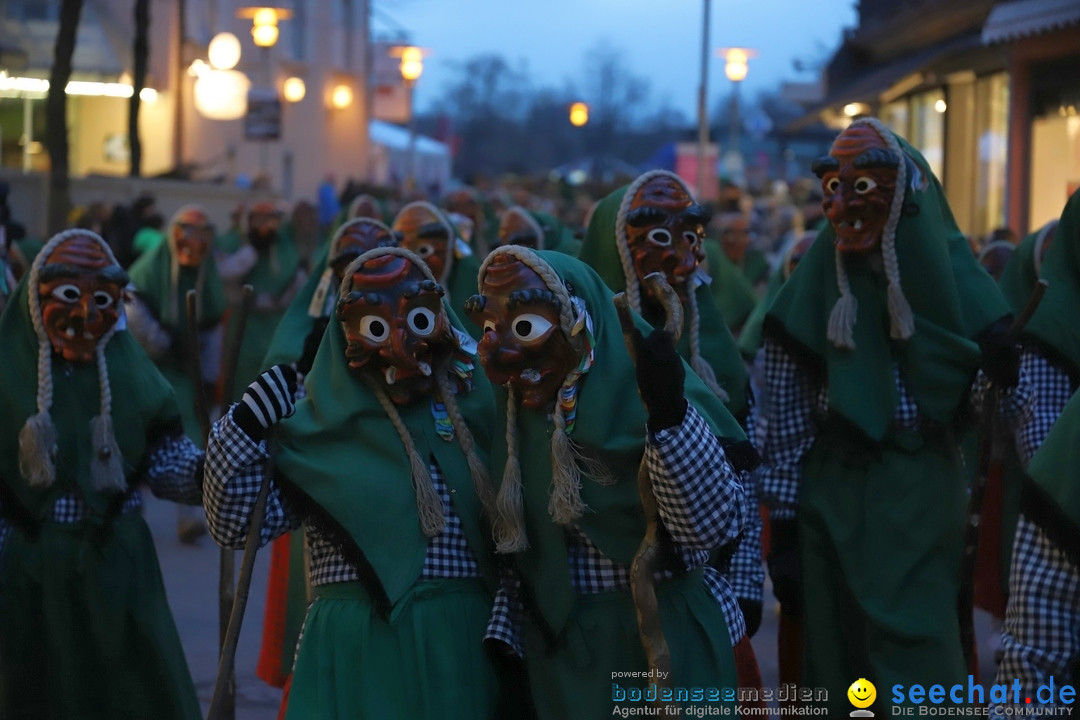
[827,117,914,349]
[19,229,126,491]
[615,169,727,401]
[477,245,609,552]
[393,201,457,287]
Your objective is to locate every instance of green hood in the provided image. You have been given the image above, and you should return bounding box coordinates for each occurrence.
[487,249,745,636]
[215,221,301,298]
[766,132,1009,442]
[578,181,749,417]
[0,273,179,523]
[1024,387,1080,568]
[999,230,1039,314]
[272,265,497,615]
[127,216,226,333]
[1022,190,1080,380]
[703,237,759,332]
[738,266,786,359]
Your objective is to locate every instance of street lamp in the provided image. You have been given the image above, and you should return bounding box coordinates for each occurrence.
[237,7,292,183]
[394,46,425,192]
[569,102,589,127]
[717,47,757,185]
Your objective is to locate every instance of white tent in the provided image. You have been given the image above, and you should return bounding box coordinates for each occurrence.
[369,120,452,194]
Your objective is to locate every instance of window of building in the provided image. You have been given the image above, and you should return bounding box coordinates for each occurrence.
[7,1,54,21]
[881,100,909,138]
[973,72,1008,237]
[910,88,946,181]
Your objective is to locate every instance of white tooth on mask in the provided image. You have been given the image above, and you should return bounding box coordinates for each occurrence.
[383,366,397,385]
[65,327,76,338]
[854,219,863,230]
[83,331,94,340]
[417,361,432,377]
[520,368,541,385]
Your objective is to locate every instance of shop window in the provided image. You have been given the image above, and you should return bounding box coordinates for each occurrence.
[910,89,946,181]
[881,100,909,138]
[973,73,1008,237]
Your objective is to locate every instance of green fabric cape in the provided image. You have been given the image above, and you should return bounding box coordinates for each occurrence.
[1024,387,1080,567]
[999,232,1037,314]
[703,238,758,332]
[738,266,786,359]
[262,243,332,370]
[127,236,226,331]
[578,186,749,418]
[215,223,301,298]
[530,211,581,256]
[765,135,1010,442]
[271,301,497,615]
[490,250,745,636]
[739,247,770,287]
[1021,189,1080,379]
[0,274,179,521]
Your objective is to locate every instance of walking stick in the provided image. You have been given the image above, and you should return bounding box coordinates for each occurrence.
[959,279,1047,670]
[613,272,682,710]
[205,284,254,720]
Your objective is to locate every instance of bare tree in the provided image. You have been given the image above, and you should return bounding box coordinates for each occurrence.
[46,0,84,235]
[129,0,149,177]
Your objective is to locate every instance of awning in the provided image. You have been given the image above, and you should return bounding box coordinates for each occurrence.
[983,0,1080,44]
[784,33,982,132]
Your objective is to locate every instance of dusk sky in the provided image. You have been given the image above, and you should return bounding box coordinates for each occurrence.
[375,0,859,116]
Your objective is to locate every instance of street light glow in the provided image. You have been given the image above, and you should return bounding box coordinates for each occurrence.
[718,47,756,83]
[331,83,353,109]
[283,76,306,103]
[400,46,424,83]
[569,102,589,127]
[208,32,241,70]
[237,6,292,48]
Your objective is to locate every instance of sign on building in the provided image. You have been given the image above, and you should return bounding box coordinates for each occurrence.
[245,88,282,141]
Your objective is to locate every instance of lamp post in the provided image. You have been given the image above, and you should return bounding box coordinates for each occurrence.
[718,47,755,185]
[697,0,711,200]
[237,7,292,182]
[398,46,424,193]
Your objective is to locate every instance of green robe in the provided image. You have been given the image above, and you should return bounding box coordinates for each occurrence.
[216,225,303,401]
[765,133,1010,714]
[489,251,744,718]
[704,238,758,333]
[269,290,498,719]
[127,240,226,446]
[0,273,199,720]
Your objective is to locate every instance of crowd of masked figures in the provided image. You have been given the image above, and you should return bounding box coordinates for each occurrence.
[0,116,1076,720]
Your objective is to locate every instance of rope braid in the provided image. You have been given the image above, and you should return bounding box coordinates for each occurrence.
[434,366,497,520]
[480,246,613,541]
[494,386,528,552]
[617,170,728,401]
[394,201,457,286]
[828,117,913,349]
[361,373,446,537]
[19,229,124,490]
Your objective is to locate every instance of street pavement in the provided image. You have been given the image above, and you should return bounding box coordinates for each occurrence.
[148,491,1001,718]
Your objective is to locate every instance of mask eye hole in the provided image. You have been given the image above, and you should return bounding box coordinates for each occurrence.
[407,307,437,336]
[682,231,700,246]
[854,176,877,194]
[647,228,671,247]
[825,177,840,194]
[512,313,554,342]
[358,316,390,343]
[93,290,115,309]
[51,284,82,303]
[413,243,435,258]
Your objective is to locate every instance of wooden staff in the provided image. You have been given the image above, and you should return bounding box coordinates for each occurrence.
[205,284,254,720]
[959,278,1047,670]
[612,272,682,709]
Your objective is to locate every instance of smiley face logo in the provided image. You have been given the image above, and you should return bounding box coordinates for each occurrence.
[848,678,876,713]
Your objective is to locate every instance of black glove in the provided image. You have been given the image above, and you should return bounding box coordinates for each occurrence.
[631,327,687,431]
[297,317,330,377]
[739,598,762,639]
[766,517,802,617]
[484,639,537,720]
[232,364,298,441]
[978,326,1020,389]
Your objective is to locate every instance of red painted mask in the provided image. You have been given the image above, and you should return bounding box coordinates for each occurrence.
[815,124,899,254]
[497,209,542,249]
[623,175,708,303]
[329,220,397,284]
[37,233,127,364]
[393,204,451,282]
[348,196,382,221]
[719,215,750,265]
[444,189,480,226]
[337,252,452,406]
[466,253,580,412]
[171,208,213,268]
